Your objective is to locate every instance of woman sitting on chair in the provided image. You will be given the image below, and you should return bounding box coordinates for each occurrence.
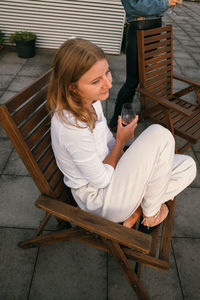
[47,38,196,229]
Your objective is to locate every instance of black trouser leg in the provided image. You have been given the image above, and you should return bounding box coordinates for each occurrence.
[109,18,162,129]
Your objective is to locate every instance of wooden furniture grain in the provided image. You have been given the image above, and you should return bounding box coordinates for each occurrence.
[137,25,200,153]
[0,69,176,300]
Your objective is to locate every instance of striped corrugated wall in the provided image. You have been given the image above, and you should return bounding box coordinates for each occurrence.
[0,0,125,54]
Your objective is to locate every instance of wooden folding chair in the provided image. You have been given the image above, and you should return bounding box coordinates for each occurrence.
[137,25,200,153]
[0,69,176,300]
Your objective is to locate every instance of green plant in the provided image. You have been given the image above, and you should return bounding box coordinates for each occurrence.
[9,31,36,44]
[0,30,5,45]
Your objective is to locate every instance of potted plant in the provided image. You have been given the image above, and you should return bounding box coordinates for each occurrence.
[9,31,36,58]
[0,30,5,51]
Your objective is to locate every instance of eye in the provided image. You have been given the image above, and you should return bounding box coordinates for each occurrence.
[106,68,111,75]
[91,79,99,85]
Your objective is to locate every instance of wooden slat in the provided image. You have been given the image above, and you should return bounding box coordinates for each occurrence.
[20,104,49,138]
[144,39,171,52]
[149,82,171,97]
[6,69,51,113]
[26,115,50,149]
[48,169,63,190]
[144,32,171,45]
[159,200,175,261]
[137,88,193,116]
[38,147,54,170]
[180,112,200,134]
[13,87,48,126]
[143,25,171,37]
[0,105,53,195]
[173,74,200,88]
[53,177,67,196]
[157,88,172,99]
[36,195,152,253]
[43,158,58,181]
[145,52,171,67]
[32,130,51,161]
[137,30,146,87]
[173,86,195,98]
[145,67,171,86]
[147,78,171,92]
[145,58,171,73]
[144,45,171,59]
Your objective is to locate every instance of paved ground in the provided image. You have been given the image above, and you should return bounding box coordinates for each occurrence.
[0,2,200,299]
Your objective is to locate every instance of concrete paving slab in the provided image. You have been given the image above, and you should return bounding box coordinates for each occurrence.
[0,75,14,91]
[2,149,29,176]
[0,138,13,173]
[0,125,8,137]
[107,251,183,300]
[196,151,200,163]
[0,90,18,105]
[0,48,27,64]
[172,238,200,299]
[29,241,107,300]
[0,175,43,228]
[27,50,55,65]
[0,62,23,75]
[179,67,200,81]
[175,58,199,69]
[187,151,200,188]
[141,251,183,300]
[173,187,200,238]
[107,254,137,299]
[17,64,51,78]
[0,228,38,300]
[7,76,37,92]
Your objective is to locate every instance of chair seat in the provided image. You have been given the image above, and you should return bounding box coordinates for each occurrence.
[144,98,200,143]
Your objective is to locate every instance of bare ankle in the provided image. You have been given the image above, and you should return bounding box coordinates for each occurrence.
[123,205,142,228]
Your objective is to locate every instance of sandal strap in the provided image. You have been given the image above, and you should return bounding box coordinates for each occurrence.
[142,209,161,229]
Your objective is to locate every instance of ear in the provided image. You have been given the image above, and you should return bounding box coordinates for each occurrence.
[69,83,80,97]
[69,83,76,92]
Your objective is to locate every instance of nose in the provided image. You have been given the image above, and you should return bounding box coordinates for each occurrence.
[103,76,112,89]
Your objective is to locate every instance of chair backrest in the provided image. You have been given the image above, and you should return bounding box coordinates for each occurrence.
[0,69,73,204]
[137,25,173,99]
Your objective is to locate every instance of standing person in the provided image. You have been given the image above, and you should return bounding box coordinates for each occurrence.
[47,38,196,229]
[109,0,181,131]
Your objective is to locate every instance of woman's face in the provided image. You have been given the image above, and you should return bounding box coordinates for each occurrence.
[76,58,112,107]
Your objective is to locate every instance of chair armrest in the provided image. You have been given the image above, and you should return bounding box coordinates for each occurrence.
[137,87,193,117]
[35,194,151,254]
[173,74,200,88]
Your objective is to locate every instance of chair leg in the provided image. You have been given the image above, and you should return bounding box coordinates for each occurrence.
[135,262,142,278]
[103,238,151,300]
[18,227,86,249]
[33,213,52,238]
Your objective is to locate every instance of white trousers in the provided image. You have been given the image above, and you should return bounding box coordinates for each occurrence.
[102,125,196,223]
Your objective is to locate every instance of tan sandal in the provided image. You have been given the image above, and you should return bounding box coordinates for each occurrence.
[142,203,169,229]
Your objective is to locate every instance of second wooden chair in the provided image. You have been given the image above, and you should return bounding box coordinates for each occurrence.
[137,25,200,153]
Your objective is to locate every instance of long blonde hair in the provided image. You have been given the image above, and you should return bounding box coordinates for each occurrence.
[47,38,107,130]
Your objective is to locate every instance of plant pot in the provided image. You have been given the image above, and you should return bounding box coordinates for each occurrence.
[15,39,35,58]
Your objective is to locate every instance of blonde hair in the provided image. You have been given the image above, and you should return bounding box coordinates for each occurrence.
[47,38,107,130]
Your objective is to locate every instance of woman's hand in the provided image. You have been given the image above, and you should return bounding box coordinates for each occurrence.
[103,115,138,169]
[116,115,138,146]
[169,0,180,7]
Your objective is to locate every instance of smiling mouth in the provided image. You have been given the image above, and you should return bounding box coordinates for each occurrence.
[102,90,109,94]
